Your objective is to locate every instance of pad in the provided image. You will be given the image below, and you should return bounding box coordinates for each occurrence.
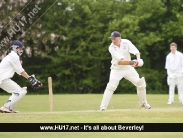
[100,79,119,110]
[3,87,27,110]
[136,77,147,106]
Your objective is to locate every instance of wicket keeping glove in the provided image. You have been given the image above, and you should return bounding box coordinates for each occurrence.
[28,75,43,90]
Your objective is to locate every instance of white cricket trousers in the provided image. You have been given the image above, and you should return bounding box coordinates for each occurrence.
[100,66,148,110]
[0,79,27,110]
[167,73,183,103]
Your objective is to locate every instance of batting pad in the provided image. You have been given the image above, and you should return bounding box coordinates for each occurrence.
[100,80,119,110]
[136,77,148,106]
[100,89,114,110]
[4,87,27,110]
[136,77,146,89]
[137,89,148,106]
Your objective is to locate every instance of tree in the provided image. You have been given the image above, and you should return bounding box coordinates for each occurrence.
[1,0,183,94]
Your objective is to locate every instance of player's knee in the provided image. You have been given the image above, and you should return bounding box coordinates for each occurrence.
[20,87,27,96]
[13,87,27,98]
[106,79,119,91]
[136,77,146,90]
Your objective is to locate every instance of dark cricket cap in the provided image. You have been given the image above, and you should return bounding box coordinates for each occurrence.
[10,40,24,48]
[109,31,121,38]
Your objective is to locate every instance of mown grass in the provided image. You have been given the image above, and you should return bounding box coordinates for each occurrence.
[0,94,183,138]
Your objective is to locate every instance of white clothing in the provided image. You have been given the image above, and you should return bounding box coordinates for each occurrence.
[165,51,183,75]
[165,50,183,103]
[167,74,183,103]
[0,51,26,110]
[100,39,150,110]
[0,51,24,84]
[109,39,140,69]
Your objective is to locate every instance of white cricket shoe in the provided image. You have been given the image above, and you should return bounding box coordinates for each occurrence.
[141,103,151,109]
[0,106,11,113]
[0,106,19,113]
[167,101,173,105]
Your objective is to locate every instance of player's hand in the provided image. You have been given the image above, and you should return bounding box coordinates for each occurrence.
[132,59,144,67]
[28,75,43,90]
[132,60,139,67]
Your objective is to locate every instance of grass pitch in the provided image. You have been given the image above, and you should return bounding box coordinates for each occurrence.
[0,94,183,137]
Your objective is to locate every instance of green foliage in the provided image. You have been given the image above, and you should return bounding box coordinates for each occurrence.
[1,0,183,94]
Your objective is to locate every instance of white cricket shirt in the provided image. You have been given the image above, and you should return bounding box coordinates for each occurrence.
[165,50,183,75]
[109,39,140,69]
[0,51,24,84]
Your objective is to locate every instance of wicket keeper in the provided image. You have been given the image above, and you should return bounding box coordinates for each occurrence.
[0,40,42,113]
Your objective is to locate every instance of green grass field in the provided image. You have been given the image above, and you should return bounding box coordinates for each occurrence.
[0,94,183,137]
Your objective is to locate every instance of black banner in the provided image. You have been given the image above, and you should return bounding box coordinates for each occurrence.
[0,123,183,132]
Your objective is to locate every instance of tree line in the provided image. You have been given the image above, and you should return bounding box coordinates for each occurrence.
[1,0,183,94]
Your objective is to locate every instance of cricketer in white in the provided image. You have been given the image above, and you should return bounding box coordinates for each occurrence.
[165,42,183,105]
[0,40,30,113]
[100,31,151,111]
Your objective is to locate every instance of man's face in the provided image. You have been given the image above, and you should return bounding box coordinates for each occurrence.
[17,47,23,52]
[17,47,23,56]
[170,45,177,53]
[111,37,121,45]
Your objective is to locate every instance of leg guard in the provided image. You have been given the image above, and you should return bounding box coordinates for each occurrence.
[100,79,119,110]
[3,87,27,110]
[136,77,148,106]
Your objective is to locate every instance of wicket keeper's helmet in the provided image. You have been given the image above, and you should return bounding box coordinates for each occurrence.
[10,40,24,56]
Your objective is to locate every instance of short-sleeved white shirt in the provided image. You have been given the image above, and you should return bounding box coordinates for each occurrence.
[109,39,140,69]
[0,51,24,84]
[165,50,183,75]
